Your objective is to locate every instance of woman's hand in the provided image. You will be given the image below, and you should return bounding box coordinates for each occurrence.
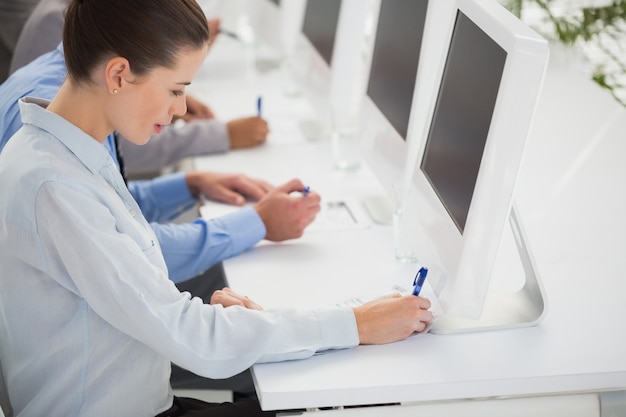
[353,294,433,344]
[211,287,263,310]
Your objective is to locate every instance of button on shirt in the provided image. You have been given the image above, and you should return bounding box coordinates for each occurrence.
[0,43,264,283]
[0,98,359,417]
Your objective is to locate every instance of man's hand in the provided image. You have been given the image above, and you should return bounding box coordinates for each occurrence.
[185,171,274,206]
[254,179,321,241]
[227,117,269,149]
[207,18,221,49]
[179,94,214,121]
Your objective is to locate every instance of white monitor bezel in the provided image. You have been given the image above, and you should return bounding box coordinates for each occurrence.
[328,0,381,131]
[297,0,380,136]
[296,0,336,121]
[357,0,434,200]
[404,0,549,319]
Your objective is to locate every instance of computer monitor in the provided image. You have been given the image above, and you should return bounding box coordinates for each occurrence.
[402,0,549,332]
[302,0,342,66]
[356,0,429,223]
[366,0,428,140]
[318,0,380,155]
[297,0,342,110]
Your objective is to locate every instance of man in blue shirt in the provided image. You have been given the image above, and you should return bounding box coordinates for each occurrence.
[8,0,269,178]
[0,43,321,286]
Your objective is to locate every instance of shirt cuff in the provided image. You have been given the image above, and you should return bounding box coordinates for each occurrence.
[315,306,360,350]
[214,206,266,255]
[146,172,196,220]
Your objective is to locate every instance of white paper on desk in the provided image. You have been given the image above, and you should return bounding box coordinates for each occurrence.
[267,119,308,145]
[264,92,322,145]
[199,196,372,232]
[340,284,410,308]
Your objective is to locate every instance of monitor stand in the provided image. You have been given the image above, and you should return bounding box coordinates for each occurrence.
[429,203,547,334]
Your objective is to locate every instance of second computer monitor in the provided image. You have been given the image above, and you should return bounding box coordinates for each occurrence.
[366,0,428,140]
[302,0,342,65]
[357,0,429,199]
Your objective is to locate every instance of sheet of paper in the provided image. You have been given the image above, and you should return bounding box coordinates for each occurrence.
[199,196,371,232]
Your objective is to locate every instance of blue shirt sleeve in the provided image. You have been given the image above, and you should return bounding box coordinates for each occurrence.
[128,172,197,223]
[151,206,267,283]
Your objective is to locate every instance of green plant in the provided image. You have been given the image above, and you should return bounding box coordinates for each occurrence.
[502,0,626,106]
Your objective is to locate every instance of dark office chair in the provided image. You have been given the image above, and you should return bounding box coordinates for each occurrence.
[171,263,255,398]
[0,359,12,417]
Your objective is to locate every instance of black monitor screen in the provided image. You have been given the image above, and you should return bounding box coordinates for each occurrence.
[367,0,428,139]
[421,11,506,233]
[302,0,342,65]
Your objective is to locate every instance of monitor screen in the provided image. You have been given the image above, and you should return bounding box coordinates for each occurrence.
[420,11,506,233]
[366,0,429,139]
[302,0,342,65]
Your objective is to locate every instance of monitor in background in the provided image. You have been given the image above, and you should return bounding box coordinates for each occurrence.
[357,0,429,224]
[366,0,428,140]
[321,0,380,153]
[302,0,342,66]
[297,0,342,112]
[403,0,549,333]
[294,0,344,141]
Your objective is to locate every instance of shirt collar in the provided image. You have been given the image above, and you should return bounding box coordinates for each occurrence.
[18,97,113,176]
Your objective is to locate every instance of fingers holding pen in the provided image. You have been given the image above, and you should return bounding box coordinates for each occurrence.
[353,294,433,345]
[227,116,269,149]
[286,181,321,230]
[254,179,321,241]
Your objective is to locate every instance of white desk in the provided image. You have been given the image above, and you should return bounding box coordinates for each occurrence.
[191,27,626,415]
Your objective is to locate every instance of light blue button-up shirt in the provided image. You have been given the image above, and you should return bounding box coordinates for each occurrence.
[0,98,359,417]
[0,43,264,283]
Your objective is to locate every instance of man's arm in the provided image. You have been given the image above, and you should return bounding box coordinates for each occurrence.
[119,120,230,176]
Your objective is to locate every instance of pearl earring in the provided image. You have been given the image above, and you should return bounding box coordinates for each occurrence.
[113,89,119,94]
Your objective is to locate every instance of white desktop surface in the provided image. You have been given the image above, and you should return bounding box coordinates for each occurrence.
[191,33,626,411]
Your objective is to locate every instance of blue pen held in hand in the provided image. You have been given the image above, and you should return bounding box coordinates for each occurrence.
[257,96,262,117]
[302,185,310,196]
[412,267,428,296]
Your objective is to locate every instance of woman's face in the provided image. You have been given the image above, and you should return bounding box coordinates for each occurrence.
[112,46,208,145]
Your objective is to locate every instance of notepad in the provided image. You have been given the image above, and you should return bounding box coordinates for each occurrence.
[307,197,371,232]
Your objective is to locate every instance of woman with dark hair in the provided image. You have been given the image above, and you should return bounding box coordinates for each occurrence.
[8,0,269,177]
[0,0,433,416]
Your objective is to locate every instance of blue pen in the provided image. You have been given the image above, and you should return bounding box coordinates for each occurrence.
[257,96,262,117]
[412,267,428,296]
[302,185,310,196]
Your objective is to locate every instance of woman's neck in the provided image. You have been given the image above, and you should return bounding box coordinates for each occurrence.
[47,79,112,144]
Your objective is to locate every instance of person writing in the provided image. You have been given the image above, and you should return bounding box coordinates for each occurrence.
[8,0,268,177]
[0,43,314,286]
[0,1,433,417]
[0,0,318,396]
